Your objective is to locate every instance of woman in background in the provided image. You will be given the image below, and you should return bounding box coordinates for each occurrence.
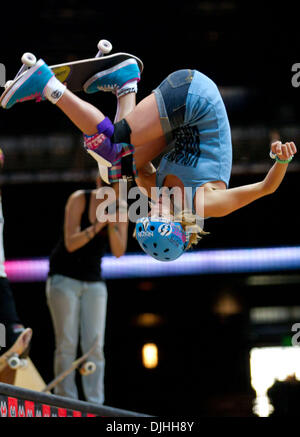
[46,178,128,404]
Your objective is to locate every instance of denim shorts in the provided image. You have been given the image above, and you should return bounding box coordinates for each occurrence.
[153,69,194,144]
[154,69,233,213]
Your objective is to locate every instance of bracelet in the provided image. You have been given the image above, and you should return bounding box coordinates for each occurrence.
[269,150,293,164]
[275,155,293,164]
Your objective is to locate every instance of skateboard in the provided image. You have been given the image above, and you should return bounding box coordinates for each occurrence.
[0,39,143,105]
[0,328,32,374]
[42,333,100,393]
[14,357,47,392]
[0,366,17,385]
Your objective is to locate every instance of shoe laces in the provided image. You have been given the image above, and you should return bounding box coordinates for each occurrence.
[97,83,119,92]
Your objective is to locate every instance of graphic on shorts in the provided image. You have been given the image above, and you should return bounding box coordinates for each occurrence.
[166,125,201,167]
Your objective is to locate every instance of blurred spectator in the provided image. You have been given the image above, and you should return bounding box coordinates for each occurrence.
[46,177,128,404]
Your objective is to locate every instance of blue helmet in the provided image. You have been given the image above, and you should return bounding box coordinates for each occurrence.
[135,217,190,261]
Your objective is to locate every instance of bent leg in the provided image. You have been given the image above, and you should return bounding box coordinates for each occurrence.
[56,89,165,153]
[54,83,168,182]
[56,89,105,135]
[114,91,166,166]
[114,92,136,123]
[125,93,166,147]
[133,136,167,168]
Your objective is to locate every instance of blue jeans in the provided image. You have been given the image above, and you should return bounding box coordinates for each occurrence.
[46,274,107,404]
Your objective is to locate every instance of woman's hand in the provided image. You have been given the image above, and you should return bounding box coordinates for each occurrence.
[271,141,297,161]
[202,140,297,217]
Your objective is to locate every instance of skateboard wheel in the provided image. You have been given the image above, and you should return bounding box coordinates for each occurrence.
[97,40,112,55]
[4,80,13,89]
[21,52,37,67]
[8,355,21,369]
[79,361,96,375]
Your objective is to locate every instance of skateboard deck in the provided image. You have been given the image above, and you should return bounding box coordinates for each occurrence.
[0,328,32,373]
[42,333,100,393]
[0,366,17,385]
[51,52,143,93]
[0,51,143,106]
[14,357,47,392]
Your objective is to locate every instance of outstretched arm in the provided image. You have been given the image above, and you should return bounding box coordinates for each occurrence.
[203,141,297,218]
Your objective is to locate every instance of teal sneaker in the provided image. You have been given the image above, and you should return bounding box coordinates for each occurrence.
[1,59,54,109]
[83,58,140,96]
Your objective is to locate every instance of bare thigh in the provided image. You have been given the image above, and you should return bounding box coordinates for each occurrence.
[125,93,165,147]
[133,136,167,168]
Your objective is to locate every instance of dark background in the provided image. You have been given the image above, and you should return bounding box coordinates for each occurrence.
[0,0,300,416]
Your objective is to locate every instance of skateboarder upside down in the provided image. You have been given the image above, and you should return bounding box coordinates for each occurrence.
[1,56,297,261]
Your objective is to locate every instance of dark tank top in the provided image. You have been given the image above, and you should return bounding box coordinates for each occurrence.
[48,191,107,281]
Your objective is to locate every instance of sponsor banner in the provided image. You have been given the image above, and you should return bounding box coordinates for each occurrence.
[18,400,26,418]
[8,397,18,417]
[0,395,97,417]
[42,404,51,417]
[25,400,35,417]
[35,403,43,417]
[50,406,59,417]
[0,399,7,417]
[72,410,82,417]
[58,407,67,417]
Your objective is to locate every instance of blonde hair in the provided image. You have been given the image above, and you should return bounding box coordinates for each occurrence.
[174,210,209,249]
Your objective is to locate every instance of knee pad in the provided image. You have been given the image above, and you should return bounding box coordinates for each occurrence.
[96,116,132,146]
[84,116,115,153]
[111,118,132,144]
[109,118,136,182]
[84,117,136,183]
[85,117,132,155]
[97,117,114,137]
[84,117,122,163]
